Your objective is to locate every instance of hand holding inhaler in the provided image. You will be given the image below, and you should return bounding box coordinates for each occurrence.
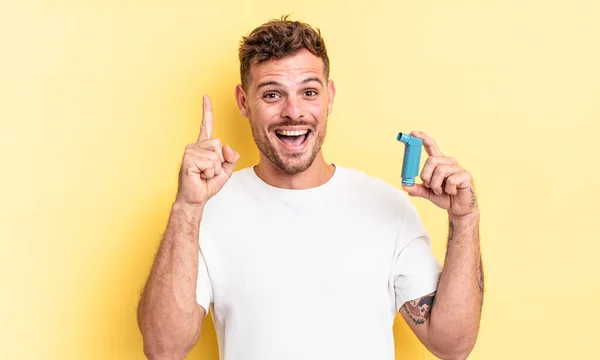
[398,131,479,218]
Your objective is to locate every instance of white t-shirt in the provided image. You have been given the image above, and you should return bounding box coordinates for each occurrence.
[196,165,441,360]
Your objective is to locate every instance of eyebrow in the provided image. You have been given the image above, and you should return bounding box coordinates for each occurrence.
[301,77,324,87]
[256,77,324,90]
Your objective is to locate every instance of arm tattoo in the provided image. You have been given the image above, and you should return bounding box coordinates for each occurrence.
[477,258,484,305]
[444,221,454,261]
[469,187,476,208]
[402,292,436,326]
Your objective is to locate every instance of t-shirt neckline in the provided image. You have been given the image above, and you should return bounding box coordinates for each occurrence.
[243,163,342,199]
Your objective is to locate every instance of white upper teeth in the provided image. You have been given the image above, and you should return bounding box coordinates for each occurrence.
[276,129,308,136]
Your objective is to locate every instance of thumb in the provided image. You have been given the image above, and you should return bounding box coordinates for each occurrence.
[402,184,431,199]
[221,145,240,176]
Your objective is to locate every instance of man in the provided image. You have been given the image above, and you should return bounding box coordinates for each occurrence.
[137,16,483,360]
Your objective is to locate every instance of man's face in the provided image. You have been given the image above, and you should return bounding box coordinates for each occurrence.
[236,49,335,175]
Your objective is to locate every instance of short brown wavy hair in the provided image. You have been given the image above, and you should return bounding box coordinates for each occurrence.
[238,15,330,90]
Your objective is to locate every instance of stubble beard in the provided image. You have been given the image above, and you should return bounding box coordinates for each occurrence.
[249,118,327,175]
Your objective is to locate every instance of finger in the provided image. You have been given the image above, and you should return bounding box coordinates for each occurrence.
[402,183,433,200]
[186,158,214,176]
[430,164,463,196]
[222,144,240,177]
[198,95,214,142]
[196,138,224,162]
[444,171,472,195]
[201,166,215,179]
[208,157,223,177]
[420,156,458,187]
[198,158,220,180]
[184,147,222,178]
[186,146,222,165]
[411,131,443,157]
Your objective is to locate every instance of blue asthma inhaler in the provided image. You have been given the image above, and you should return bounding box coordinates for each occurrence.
[396,132,423,186]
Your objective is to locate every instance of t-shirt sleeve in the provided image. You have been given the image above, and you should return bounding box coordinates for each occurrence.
[196,249,213,314]
[392,197,442,311]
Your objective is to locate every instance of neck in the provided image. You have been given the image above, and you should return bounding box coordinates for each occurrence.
[254,151,335,190]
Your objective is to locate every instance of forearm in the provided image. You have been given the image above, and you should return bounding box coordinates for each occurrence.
[429,211,483,358]
[137,202,205,358]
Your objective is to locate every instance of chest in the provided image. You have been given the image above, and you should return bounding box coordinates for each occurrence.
[201,200,398,311]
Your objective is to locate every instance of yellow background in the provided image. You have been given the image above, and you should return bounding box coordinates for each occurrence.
[2,0,599,359]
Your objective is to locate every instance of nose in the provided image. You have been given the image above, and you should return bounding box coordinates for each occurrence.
[280,96,304,120]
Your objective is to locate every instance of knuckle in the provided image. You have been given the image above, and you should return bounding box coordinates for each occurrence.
[197,149,218,161]
[195,161,207,171]
[183,148,195,158]
[200,138,222,152]
[210,150,221,161]
[211,138,222,148]
[185,144,197,154]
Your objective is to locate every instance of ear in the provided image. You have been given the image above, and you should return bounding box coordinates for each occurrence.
[235,84,250,118]
[327,79,336,115]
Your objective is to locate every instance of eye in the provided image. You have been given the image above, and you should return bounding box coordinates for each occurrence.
[263,92,280,100]
[304,90,318,97]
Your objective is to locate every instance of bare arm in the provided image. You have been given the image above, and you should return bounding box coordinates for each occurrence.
[400,131,483,359]
[137,203,206,359]
[400,212,483,360]
[137,95,239,359]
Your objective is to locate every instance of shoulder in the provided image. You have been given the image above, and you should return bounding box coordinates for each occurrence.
[336,165,407,198]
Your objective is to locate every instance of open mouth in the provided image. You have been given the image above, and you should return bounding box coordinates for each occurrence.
[275,129,310,148]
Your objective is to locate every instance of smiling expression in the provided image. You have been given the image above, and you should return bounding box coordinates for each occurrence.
[236,50,336,175]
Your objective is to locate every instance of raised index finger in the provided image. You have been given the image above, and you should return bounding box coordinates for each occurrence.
[198,95,214,142]
[411,131,443,157]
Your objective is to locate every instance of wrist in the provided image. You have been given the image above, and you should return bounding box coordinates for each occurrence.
[449,210,480,228]
[172,200,206,218]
